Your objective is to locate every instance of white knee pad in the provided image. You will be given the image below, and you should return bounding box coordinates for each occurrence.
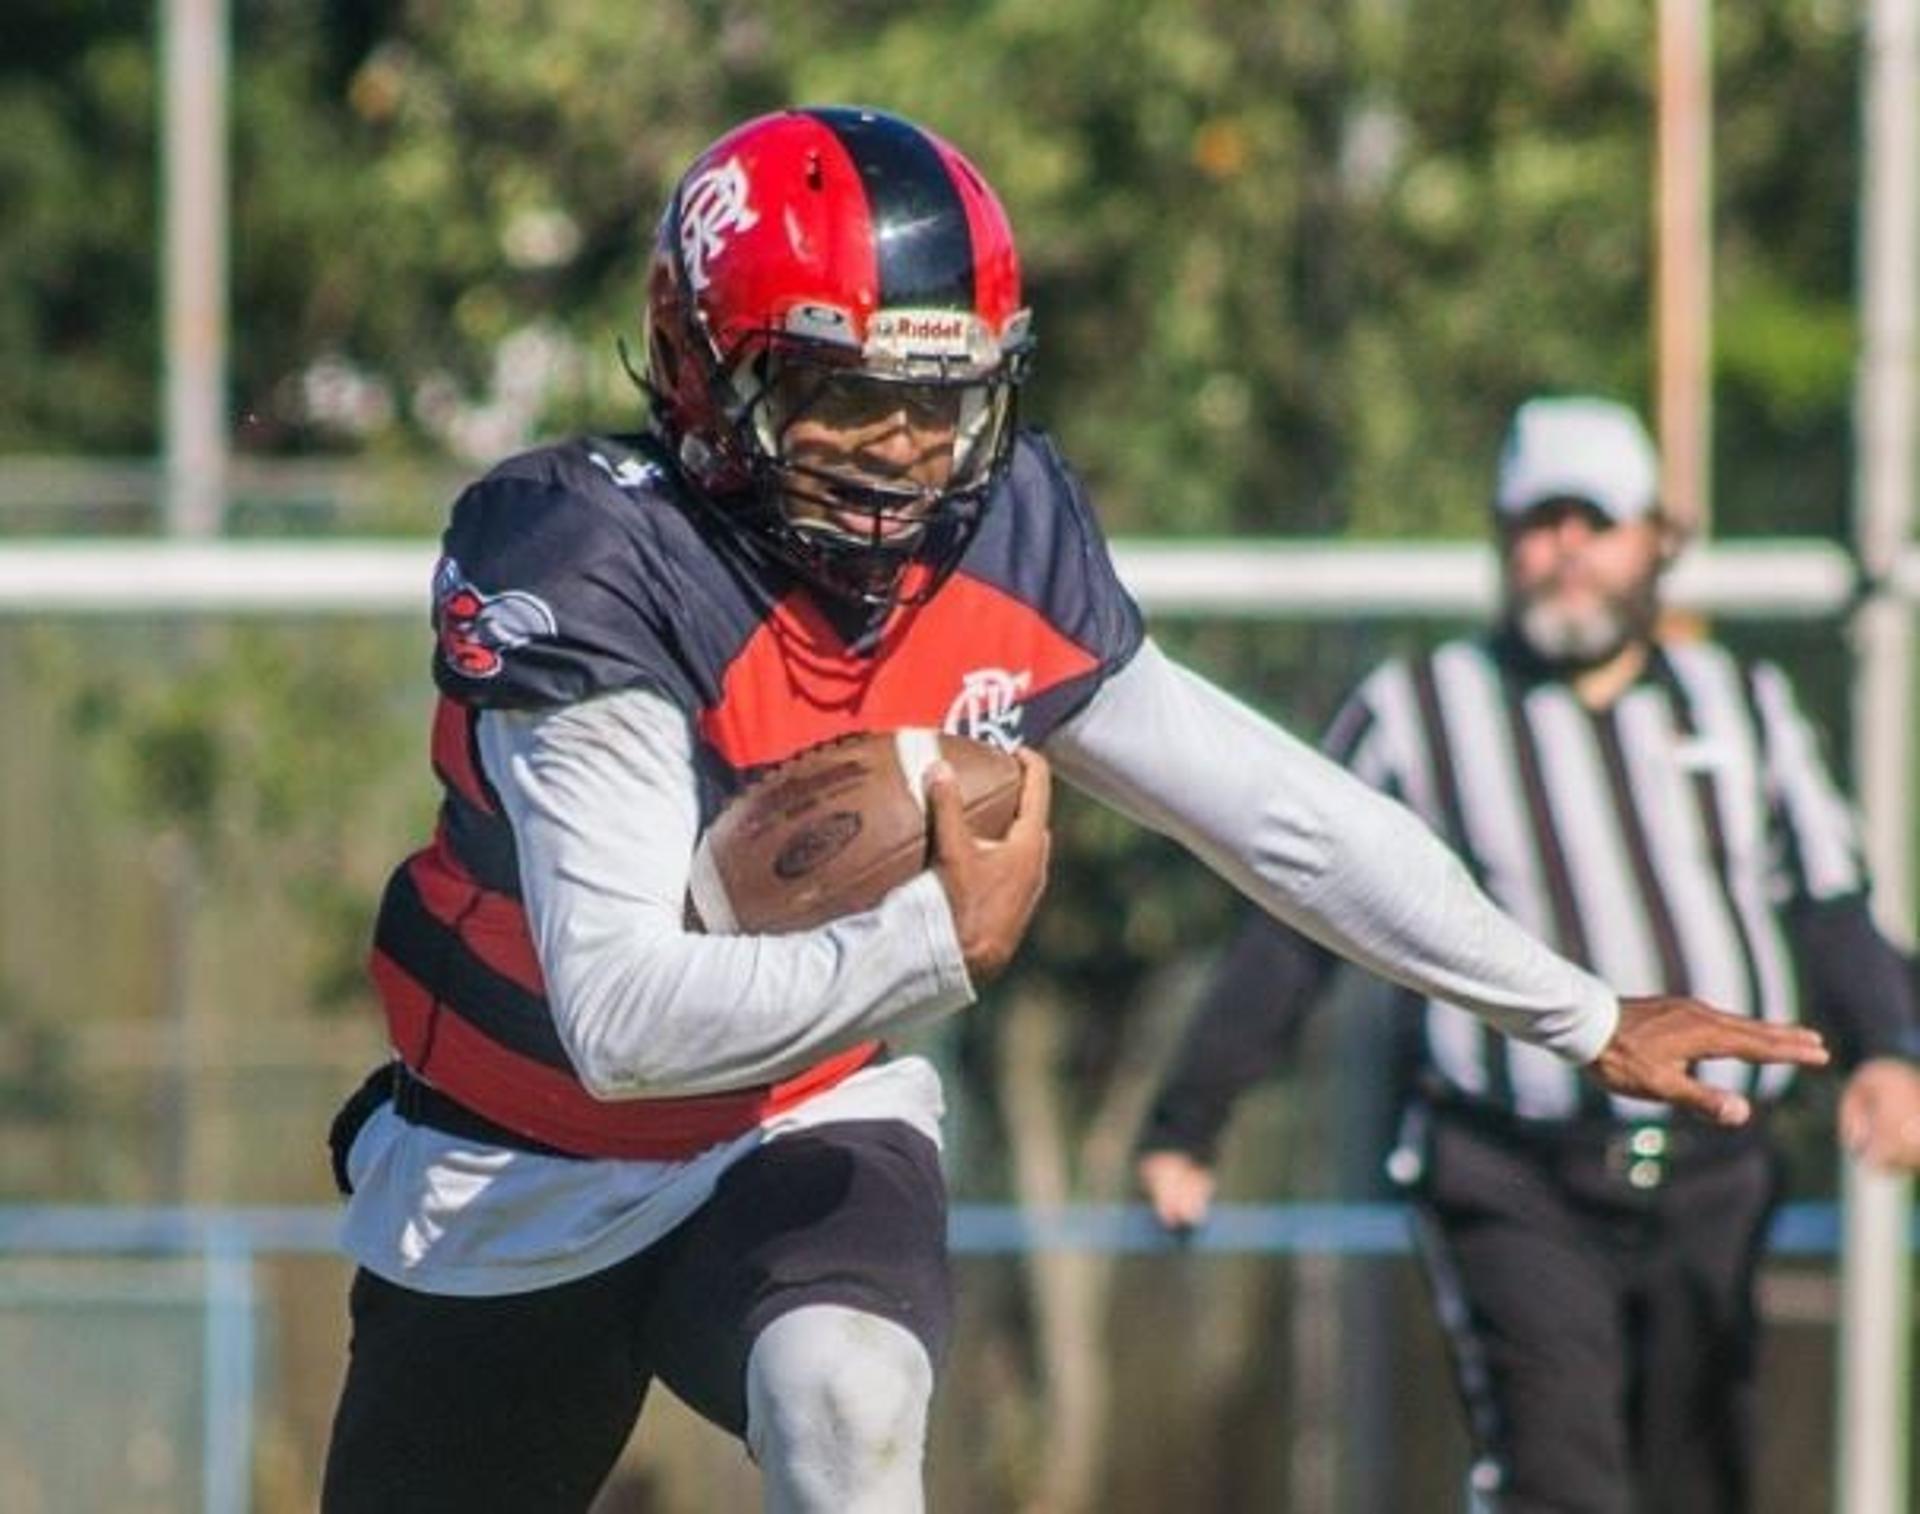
[744,1303,933,1514]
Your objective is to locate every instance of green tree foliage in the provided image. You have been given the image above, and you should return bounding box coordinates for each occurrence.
[0,2,158,450]
[3,2,1862,519]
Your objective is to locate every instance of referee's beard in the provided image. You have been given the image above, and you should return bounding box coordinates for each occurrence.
[1504,573,1662,673]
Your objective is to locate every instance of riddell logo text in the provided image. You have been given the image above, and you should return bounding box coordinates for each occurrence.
[871,313,970,346]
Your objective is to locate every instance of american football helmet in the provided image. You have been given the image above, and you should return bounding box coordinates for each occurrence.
[644,107,1032,607]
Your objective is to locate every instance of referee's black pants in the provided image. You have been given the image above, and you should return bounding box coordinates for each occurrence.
[1407,1104,1782,1514]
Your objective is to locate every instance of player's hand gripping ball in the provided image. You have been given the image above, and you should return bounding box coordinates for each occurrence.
[689,730,1023,933]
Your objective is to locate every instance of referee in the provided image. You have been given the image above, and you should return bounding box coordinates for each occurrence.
[1137,396,1920,1514]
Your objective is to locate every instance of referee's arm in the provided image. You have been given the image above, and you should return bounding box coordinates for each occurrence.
[1748,657,1918,1061]
[1751,660,1920,1166]
[1788,900,1917,1070]
[1137,915,1337,1165]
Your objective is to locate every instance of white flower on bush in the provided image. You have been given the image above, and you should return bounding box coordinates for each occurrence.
[414,323,585,463]
[501,208,582,271]
[286,354,396,437]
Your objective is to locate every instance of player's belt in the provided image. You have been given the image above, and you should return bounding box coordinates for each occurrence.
[327,1061,579,1192]
[391,1063,581,1158]
[327,1044,890,1191]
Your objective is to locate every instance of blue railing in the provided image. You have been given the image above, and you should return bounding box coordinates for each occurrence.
[0,1201,1894,1514]
[0,1198,1894,1258]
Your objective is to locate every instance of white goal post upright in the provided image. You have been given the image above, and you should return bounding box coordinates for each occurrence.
[1841,3,1918,1511]
[1655,0,1916,1500]
[1657,0,1713,542]
[161,0,228,542]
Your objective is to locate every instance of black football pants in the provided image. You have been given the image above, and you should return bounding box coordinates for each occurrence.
[1409,1107,1782,1514]
[320,1119,951,1514]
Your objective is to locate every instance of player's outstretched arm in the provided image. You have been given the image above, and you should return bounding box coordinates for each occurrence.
[1050,643,1829,1079]
[928,749,1052,982]
[1588,996,1829,1125]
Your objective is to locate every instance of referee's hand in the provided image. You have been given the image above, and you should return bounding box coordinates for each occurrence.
[1137,1150,1217,1233]
[1588,996,1830,1125]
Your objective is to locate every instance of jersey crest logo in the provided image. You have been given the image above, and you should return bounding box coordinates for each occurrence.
[587,450,662,491]
[432,557,557,680]
[944,668,1031,751]
[678,157,759,292]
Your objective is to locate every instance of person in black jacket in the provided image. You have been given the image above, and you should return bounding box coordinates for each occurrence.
[1138,395,1920,1514]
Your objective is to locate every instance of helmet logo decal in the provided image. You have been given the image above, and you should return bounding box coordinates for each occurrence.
[678,157,759,292]
[944,668,1031,751]
[432,556,558,680]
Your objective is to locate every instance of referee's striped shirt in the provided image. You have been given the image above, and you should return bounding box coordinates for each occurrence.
[1321,633,1863,1121]
[1143,629,1919,1159]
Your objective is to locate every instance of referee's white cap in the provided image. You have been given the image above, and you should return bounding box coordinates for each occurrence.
[1495,396,1660,523]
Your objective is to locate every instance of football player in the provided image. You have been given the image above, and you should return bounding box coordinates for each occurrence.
[320,108,1827,1513]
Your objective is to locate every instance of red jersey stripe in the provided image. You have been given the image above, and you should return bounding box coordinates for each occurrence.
[405,834,548,998]
[699,572,1098,769]
[373,949,881,1159]
[431,697,497,814]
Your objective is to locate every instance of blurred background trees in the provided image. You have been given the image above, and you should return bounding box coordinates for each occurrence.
[0,2,1873,1509]
[5,0,1861,530]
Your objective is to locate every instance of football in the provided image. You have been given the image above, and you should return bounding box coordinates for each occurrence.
[688,730,1024,933]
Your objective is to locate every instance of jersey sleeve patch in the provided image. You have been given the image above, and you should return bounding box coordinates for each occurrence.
[430,467,698,712]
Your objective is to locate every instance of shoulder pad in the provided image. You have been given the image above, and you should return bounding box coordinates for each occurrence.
[960,429,1145,673]
[430,440,699,710]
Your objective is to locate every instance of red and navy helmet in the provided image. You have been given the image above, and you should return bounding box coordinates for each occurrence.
[644,107,1033,607]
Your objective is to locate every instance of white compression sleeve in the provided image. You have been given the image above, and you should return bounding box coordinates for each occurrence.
[1045,640,1618,1062]
[477,689,974,1098]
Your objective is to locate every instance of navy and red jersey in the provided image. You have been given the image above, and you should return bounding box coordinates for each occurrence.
[369,429,1144,1158]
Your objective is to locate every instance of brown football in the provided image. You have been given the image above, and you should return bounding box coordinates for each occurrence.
[688,730,1024,934]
